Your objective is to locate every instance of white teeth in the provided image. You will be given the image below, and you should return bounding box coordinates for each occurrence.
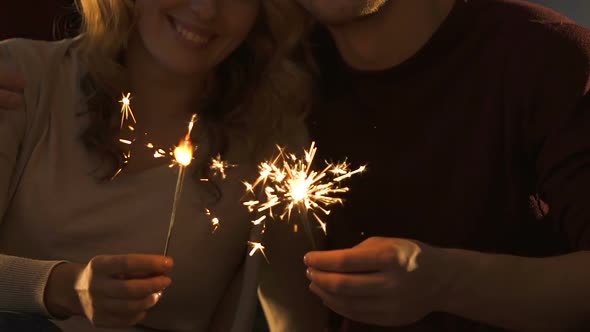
[174,22,209,45]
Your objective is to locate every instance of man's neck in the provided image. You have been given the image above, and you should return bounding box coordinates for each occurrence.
[325,0,456,71]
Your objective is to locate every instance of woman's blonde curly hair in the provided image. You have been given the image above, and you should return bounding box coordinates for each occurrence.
[75,0,313,180]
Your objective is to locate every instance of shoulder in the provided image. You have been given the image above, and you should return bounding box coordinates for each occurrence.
[0,37,86,109]
[466,0,590,100]
[0,37,87,148]
[468,0,590,69]
[0,37,86,98]
[0,37,83,75]
[469,1,590,149]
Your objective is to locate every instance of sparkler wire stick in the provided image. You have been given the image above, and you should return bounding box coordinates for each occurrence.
[163,165,187,256]
[299,211,317,250]
[162,114,197,256]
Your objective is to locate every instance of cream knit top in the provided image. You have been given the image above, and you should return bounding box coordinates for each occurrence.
[0,37,271,332]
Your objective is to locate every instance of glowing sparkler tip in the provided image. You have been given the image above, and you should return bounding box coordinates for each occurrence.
[120,93,131,106]
[173,140,193,167]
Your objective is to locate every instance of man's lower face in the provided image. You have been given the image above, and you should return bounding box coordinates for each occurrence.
[297,0,391,24]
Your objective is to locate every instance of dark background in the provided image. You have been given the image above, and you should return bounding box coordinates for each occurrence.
[1,1,589,41]
[530,0,590,26]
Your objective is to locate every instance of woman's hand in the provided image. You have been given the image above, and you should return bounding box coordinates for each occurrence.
[304,237,452,327]
[0,69,25,109]
[45,254,173,328]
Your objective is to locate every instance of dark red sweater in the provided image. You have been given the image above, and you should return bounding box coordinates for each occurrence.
[309,0,590,331]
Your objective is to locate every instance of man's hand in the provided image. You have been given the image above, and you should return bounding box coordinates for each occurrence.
[304,237,451,327]
[0,69,25,109]
[45,254,173,328]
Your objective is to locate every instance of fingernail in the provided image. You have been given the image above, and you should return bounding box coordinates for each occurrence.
[306,268,312,279]
[152,292,161,304]
[303,254,309,265]
[163,257,173,269]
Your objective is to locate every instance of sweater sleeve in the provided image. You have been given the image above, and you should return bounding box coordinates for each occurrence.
[536,95,590,251]
[0,40,67,317]
[524,23,590,251]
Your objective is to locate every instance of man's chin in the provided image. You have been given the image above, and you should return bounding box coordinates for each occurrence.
[301,0,390,26]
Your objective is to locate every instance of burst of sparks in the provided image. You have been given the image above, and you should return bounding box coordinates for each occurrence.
[248,241,268,262]
[211,217,220,230]
[243,142,365,237]
[119,93,137,128]
[111,151,131,180]
[251,215,266,226]
[205,208,220,233]
[111,93,137,181]
[153,148,167,158]
[210,154,237,179]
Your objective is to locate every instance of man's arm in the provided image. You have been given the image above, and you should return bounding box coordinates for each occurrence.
[442,85,590,330]
[441,249,590,331]
[305,237,590,331]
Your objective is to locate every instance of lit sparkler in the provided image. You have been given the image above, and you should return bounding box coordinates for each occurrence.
[114,93,228,247]
[243,141,365,250]
[163,114,198,256]
[112,93,137,180]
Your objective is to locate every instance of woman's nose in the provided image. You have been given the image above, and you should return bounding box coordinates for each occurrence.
[189,0,217,21]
